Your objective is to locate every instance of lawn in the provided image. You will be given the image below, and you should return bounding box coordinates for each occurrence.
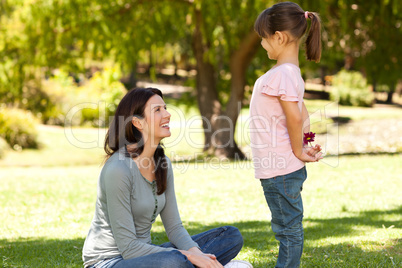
[0,100,401,267]
[1,100,401,166]
[1,155,401,267]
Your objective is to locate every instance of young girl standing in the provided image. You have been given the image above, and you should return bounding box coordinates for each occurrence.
[250,2,323,267]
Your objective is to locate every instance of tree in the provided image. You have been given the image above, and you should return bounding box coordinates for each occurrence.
[1,0,270,159]
[7,0,399,159]
[354,0,402,103]
[185,0,268,159]
[0,0,188,117]
[321,0,402,103]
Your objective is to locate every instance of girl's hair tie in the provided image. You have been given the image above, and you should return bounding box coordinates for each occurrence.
[304,11,309,19]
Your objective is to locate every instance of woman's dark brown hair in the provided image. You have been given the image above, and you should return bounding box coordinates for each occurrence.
[254,1,321,62]
[104,87,167,195]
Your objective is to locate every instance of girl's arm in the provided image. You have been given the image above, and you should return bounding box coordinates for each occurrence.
[278,99,320,162]
[278,99,303,157]
[301,102,310,133]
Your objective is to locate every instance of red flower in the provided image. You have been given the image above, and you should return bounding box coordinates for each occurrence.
[303,132,316,146]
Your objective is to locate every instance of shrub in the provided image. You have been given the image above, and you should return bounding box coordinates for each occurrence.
[330,70,375,107]
[79,66,126,127]
[0,66,125,128]
[0,107,39,149]
[43,66,125,127]
[39,71,78,125]
[0,136,9,158]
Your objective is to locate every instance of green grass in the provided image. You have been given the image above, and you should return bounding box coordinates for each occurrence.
[1,100,400,166]
[1,100,401,267]
[1,155,401,267]
[0,125,106,167]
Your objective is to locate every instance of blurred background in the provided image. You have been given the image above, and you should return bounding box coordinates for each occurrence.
[0,0,401,161]
[0,1,401,267]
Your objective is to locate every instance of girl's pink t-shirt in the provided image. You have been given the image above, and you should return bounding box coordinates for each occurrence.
[249,63,305,179]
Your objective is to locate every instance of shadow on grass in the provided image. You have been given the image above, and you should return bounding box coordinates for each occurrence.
[324,151,402,158]
[170,152,402,163]
[0,221,276,268]
[1,207,400,267]
[305,206,402,240]
[0,237,84,268]
[152,220,278,267]
[302,240,401,267]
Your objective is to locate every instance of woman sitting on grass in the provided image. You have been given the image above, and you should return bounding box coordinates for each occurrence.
[82,88,251,268]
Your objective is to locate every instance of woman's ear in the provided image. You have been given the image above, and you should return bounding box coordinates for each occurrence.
[132,117,143,130]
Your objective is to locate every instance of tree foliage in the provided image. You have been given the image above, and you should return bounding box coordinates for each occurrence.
[1,0,401,157]
[321,0,402,101]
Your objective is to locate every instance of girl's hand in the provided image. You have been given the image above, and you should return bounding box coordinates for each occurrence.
[179,249,223,268]
[305,144,322,157]
[297,145,323,162]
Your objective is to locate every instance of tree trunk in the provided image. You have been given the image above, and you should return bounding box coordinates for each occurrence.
[320,66,327,86]
[372,77,377,92]
[386,82,395,104]
[344,54,355,70]
[192,7,260,159]
[127,64,137,90]
[213,31,260,159]
[386,90,394,104]
[192,8,220,152]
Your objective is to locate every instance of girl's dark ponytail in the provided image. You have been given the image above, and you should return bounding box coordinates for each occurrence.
[254,3,322,62]
[305,12,322,62]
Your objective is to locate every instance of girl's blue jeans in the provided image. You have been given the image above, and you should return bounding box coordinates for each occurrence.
[260,166,307,268]
[90,226,243,268]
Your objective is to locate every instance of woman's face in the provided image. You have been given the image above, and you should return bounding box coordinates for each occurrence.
[140,95,171,144]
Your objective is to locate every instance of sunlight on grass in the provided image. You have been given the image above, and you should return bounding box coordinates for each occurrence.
[0,99,401,267]
[304,99,402,120]
[1,100,401,166]
[0,125,106,167]
[1,154,401,267]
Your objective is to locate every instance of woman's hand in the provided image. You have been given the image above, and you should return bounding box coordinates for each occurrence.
[179,247,223,268]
